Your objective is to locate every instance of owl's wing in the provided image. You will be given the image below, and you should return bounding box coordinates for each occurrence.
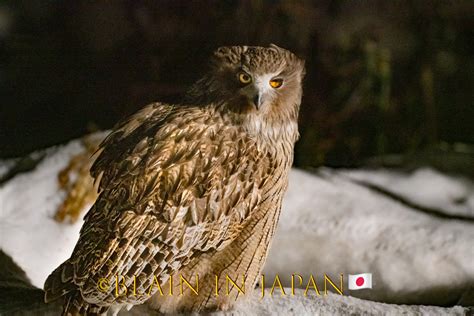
[45,103,270,306]
[89,102,174,186]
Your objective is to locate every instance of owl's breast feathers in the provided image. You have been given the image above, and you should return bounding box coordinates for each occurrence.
[44,102,294,310]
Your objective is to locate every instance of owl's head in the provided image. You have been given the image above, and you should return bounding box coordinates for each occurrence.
[187,45,305,128]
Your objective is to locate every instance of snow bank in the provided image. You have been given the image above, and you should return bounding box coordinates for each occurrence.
[0,140,86,288]
[125,289,467,315]
[218,288,467,316]
[0,158,14,179]
[265,168,474,305]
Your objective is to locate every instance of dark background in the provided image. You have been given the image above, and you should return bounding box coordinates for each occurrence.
[1,0,473,170]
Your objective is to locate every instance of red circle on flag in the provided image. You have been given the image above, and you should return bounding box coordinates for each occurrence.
[356,277,365,286]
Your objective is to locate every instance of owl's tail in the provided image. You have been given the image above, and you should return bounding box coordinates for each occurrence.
[44,260,108,315]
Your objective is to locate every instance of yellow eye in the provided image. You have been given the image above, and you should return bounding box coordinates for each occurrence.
[269,78,283,89]
[238,72,252,84]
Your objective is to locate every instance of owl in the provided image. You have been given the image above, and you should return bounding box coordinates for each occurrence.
[44,44,305,315]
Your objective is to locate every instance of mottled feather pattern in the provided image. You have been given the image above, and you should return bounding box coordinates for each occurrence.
[46,104,271,308]
[44,45,304,314]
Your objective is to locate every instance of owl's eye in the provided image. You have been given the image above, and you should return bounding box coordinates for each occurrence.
[269,78,283,89]
[238,72,252,85]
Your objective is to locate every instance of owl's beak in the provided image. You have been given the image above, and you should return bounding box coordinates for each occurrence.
[253,94,260,110]
[252,92,262,111]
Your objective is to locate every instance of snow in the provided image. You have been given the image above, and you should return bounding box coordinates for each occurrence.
[0,141,86,288]
[0,135,473,314]
[218,289,468,316]
[0,158,14,179]
[341,168,474,218]
[126,289,467,315]
[265,168,474,306]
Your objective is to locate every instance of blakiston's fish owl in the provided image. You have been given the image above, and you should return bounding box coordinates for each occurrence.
[44,45,305,315]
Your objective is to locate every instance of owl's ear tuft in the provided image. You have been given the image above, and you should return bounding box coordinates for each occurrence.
[214,46,232,58]
[213,46,246,65]
[269,43,284,52]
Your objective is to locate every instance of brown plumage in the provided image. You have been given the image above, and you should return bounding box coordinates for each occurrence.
[44,45,305,315]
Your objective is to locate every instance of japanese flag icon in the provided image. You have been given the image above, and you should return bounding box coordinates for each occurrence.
[348,273,372,290]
